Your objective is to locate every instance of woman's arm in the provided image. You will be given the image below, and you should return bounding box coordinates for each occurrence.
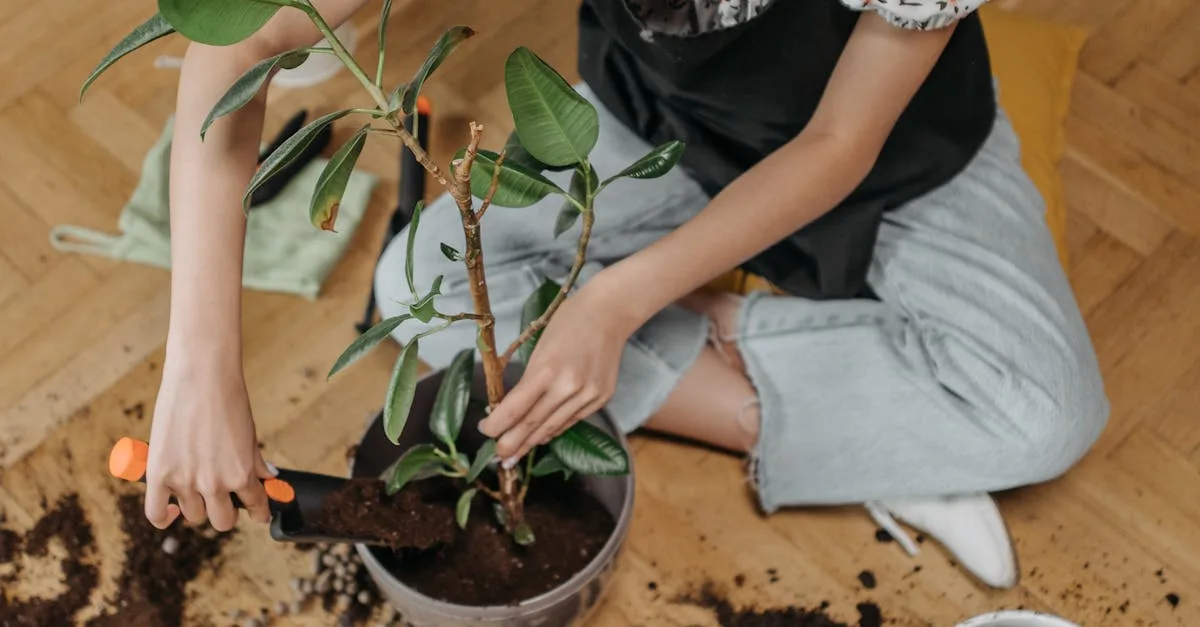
[146,0,368,533]
[593,12,960,333]
[479,11,968,461]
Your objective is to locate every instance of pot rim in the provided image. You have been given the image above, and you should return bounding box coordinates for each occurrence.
[955,610,1080,627]
[351,365,637,617]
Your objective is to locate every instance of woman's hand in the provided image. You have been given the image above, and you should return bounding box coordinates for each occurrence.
[144,351,275,532]
[478,280,636,464]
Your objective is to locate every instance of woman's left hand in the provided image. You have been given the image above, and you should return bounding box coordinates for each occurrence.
[477,282,635,465]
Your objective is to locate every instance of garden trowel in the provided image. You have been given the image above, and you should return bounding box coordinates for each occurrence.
[107,436,442,550]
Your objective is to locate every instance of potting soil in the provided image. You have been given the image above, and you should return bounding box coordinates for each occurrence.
[313,477,457,550]
[676,578,885,627]
[0,493,101,626]
[85,493,236,626]
[365,474,615,606]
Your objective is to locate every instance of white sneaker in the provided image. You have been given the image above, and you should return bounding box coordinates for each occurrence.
[865,493,1018,589]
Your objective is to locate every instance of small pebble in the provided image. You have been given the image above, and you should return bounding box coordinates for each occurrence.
[335,595,353,613]
[316,571,332,594]
[335,564,347,578]
[161,536,180,555]
[274,601,288,616]
[333,543,350,558]
[348,563,361,576]
[312,552,324,574]
[289,600,303,615]
[357,590,372,605]
[323,554,337,567]
[383,606,398,622]
[301,578,315,595]
[337,613,354,627]
[333,578,345,592]
[289,578,303,594]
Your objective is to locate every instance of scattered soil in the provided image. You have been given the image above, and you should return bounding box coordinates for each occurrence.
[857,570,876,590]
[873,528,893,543]
[0,529,20,564]
[1165,593,1180,608]
[85,493,236,626]
[367,474,615,606]
[675,580,883,627]
[0,493,101,626]
[313,478,456,550]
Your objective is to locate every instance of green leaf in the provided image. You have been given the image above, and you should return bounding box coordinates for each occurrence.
[383,338,421,445]
[455,488,476,529]
[377,0,393,75]
[157,0,283,46]
[81,13,175,102]
[465,439,496,483]
[531,452,568,477]
[429,349,474,448]
[385,443,442,495]
[455,148,563,208]
[400,26,475,115]
[554,206,579,238]
[244,109,351,212]
[504,47,599,167]
[554,163,593,237]
[548,421,629,475]
[404,200,424,297]
[201,49,309,140]
[328,314,411,378]
[310,124,367,231]
[513,522,536,545]
[409,275,442,323]
[440,243,462,262]
[501,131,572,173]
[603,140,685,186]
[517,278,561,364]
[491,502,507,528]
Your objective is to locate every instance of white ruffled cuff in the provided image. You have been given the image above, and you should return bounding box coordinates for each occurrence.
[839,0,989,30]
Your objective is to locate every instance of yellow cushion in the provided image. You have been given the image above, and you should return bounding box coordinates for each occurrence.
[980,5,1088,273]
[707,6,1086,296]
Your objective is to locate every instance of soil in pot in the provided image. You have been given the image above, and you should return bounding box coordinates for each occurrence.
[311,478,457,550]
[322,472,615,606]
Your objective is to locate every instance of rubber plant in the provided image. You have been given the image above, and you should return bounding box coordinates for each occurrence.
[82,0,683,545]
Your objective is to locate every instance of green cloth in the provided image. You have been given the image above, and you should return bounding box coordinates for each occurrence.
[49,116,377,300]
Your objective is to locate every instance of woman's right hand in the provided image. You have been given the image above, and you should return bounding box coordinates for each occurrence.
[144,353,275,532]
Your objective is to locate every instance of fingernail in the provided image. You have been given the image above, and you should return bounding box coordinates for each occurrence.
[265,461,279,476]
[501,457,518,470]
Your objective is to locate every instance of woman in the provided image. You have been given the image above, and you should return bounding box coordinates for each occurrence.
[146,0,1109,590]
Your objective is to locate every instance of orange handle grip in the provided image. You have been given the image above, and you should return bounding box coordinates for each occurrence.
[108,437,296,504]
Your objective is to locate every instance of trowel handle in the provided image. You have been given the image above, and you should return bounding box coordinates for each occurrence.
[108,437,297,510]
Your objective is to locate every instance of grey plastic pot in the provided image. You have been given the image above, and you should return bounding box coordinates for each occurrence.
[350,363,635,626]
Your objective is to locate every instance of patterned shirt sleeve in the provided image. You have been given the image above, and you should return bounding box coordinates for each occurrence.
[839,0,989,30]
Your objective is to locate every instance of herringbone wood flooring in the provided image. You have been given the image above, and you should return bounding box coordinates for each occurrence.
[2,1,1199,624]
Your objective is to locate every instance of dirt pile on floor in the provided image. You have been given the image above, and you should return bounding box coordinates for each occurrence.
[674,577,885,627]
[85,493,237,626]
[0,493,101,626]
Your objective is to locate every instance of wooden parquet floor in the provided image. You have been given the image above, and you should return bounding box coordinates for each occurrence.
[2,1,1199,625]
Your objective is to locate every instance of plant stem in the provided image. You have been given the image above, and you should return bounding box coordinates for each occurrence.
[299,2,388,109]
[475,150,506,220]
[500,208,595,366]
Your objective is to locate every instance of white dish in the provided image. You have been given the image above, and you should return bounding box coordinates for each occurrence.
[957,610,1079,627]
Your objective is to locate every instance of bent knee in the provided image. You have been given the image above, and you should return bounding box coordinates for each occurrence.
[1008,368,1110,484]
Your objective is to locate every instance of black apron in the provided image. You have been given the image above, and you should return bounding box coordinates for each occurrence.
[577,0,997,300]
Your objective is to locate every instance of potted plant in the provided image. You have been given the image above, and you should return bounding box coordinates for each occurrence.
[83,1,685,624]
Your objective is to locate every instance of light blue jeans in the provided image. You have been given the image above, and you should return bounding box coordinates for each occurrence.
[374,84,1109,512]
